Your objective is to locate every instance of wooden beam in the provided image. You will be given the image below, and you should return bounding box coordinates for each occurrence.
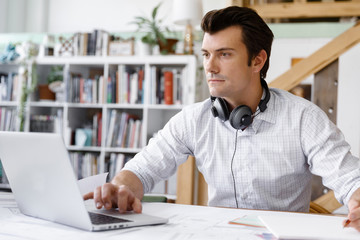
[251,2,360,19]
[313,190,342,213]
[270,22,360,91]
[176,156,195,205]
[197,172,208,206]
[228,1,360,19]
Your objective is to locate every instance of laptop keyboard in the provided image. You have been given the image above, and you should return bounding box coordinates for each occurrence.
[88,212,132,225]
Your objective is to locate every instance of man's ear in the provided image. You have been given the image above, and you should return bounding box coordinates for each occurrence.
[252,49,267,73]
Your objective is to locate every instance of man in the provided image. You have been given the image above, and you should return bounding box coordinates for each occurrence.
[84,6,360,231]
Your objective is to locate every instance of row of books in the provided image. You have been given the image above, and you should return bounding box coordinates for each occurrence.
[150,66,185,105]
[67,74,104,104]
[107,66,144,104]
[0,72,23,102]
[69,152,100,179]
[65,65,186,105]
[0,107,18,132]
[73,30,109,57]
[106,153,133,180]
[29,110,63,134]
[106,110,143,148]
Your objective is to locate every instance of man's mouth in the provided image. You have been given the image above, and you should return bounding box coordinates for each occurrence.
[206,73,228,82]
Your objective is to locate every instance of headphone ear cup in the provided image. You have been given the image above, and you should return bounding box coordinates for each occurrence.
[212,98,230,121]
[229,105,253,130]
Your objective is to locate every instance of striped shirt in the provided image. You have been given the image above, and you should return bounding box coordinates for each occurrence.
[124,88,360,212]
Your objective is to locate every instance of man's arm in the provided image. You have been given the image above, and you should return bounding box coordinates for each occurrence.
[344,188,360,231]
[83,170,143,213]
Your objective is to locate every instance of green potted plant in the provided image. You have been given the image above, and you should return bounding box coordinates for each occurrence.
[131,2,178,54]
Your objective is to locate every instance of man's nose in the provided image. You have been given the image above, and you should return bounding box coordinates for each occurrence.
[205,56,219,74]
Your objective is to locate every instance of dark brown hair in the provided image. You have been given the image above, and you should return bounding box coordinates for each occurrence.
[201,6,274,79]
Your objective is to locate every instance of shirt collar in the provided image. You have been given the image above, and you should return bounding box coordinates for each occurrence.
[249,89,276,133]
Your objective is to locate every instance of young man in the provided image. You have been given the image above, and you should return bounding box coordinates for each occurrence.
[84,6,360,231]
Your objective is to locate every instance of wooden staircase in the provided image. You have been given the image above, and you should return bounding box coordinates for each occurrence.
[269,21,360,91]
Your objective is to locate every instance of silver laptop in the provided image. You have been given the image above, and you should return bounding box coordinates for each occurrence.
[0,131,168,231]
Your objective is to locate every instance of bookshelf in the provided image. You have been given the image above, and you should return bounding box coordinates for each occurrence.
[0,55,197,194]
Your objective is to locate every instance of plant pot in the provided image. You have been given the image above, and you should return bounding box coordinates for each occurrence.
[138,41,153,56]
[158,38,178,54]
[38,84,55,101]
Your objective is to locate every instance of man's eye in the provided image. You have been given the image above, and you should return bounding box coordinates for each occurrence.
[202,52,209,57]
[221,52,230,57]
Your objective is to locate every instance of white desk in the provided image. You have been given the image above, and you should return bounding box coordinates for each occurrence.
[0,191,356,240]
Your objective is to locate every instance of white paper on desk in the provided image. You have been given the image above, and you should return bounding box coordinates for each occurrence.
[77,172,108,196]
[259,214,359,240]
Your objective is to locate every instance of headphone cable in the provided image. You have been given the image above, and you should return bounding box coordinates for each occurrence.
[230,129,239,208]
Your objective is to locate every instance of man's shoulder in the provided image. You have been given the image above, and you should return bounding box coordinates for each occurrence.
[270,87,314,108]
[182,98,212,116]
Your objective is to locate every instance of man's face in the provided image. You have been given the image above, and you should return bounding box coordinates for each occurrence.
[202,26,255,102]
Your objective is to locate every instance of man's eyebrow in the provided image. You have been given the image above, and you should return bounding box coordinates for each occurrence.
[201,48,235,52]
[215,48,236,52]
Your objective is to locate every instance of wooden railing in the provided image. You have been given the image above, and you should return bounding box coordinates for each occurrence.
[229,0,360,20]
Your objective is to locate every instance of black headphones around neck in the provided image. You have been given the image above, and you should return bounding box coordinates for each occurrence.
[210,78,270,130]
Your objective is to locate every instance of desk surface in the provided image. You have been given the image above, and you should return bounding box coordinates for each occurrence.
[0,191,356,240]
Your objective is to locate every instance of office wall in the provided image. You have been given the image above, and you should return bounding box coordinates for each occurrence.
[0,0,227,33]
[338,44,360,158]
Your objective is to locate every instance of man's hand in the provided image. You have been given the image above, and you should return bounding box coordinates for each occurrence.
[83,170,144,213]
[83,183,142,213]
[344,188,360,231]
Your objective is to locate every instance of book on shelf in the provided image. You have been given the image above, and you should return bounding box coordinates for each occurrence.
[149,66,185,105]
[87,30,97,56]
[92,112,102,147]
[138,68,144,104]
[132,119,142,149]
[107,153,132,180]
[163,71,174,105]
[105,110,142,148]
[0,72,23,102]
[114,112,128,147]
[106,109,118,147]
[0,107,17,131]
[130,73,138,104]
[97,112,102,147]
[103,65,145,105]
[67,71,104,104]
[74,30,110,57]
[69,152,99,179]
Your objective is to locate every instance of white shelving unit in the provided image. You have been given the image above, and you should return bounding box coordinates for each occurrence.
[0,55,197,194]
[0,61,27,189]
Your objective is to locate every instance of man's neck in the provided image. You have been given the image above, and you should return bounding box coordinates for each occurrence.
[225,79,263,113]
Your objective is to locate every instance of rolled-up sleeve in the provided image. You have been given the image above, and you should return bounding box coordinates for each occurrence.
[122,107,195,193]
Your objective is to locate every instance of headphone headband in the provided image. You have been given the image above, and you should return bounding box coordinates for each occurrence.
[258,78,270,112]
